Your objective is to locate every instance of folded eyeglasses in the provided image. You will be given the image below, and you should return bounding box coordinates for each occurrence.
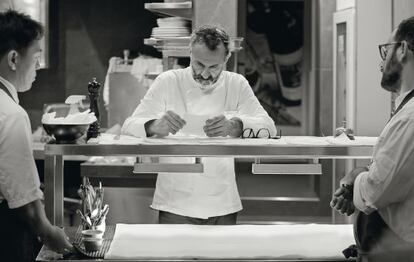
[241,128,282,139]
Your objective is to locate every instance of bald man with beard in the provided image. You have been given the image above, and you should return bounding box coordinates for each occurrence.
[331,17,414,262]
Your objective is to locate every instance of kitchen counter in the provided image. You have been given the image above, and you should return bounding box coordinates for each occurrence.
[33,141,88,161]
[44,136,376,226]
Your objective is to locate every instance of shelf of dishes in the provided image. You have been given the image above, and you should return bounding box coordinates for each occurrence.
[151,16,191,38]
[144,36,244,52]
[144,1,192,20]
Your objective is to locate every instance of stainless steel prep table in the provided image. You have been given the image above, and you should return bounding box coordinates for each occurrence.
[44,139,374,226]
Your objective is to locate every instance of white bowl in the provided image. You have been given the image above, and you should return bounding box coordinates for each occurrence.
[157,17,188,28]
[157,17,186,22]
[157,21,188,28]
[82,229,104,239]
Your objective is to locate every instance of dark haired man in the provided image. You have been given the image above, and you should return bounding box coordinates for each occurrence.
[331,16,414,261]
[0,9,73,261]
[122,25,276,225]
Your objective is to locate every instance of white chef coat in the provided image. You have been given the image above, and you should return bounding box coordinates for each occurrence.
[0,76,43,208]
[122,67,276,219]
[354,89,414,242]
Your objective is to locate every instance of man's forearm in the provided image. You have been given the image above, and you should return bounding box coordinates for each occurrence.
[14,199,73,254]
[15,199,53,239]
[341,166,370,185]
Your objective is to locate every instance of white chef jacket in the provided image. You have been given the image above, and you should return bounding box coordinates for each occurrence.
[354,89,414,242]
[122,67,276,218]
[0,76,43,209]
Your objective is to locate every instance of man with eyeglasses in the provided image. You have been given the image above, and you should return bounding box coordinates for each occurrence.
[331,17,414,261]
[122,25,276,225]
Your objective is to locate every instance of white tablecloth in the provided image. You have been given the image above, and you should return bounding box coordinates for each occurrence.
[92,133,377,147]
[105,224,355,260]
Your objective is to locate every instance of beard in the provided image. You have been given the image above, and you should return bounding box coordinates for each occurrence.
[191,67,223,92]
[381,54,402,93]
[193,73,216,86]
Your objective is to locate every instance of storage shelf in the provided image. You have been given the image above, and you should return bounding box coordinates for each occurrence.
[144,36,190,48]
[144,36,243,53]
[237,215,332,225]
[241,196,320,202]
[144,1,192,20]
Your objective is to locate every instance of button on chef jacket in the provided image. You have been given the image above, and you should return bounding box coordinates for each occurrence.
[0,75,43,208]
[122,67,276,219]
[354,89,414,242]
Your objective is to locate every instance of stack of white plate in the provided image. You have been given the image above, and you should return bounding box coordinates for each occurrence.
[151,27,190,38]
[151,17,190,38]
[157,17,188,27]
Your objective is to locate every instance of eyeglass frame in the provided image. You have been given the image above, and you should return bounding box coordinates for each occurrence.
[241,128,282,139]
[378,42,402,61]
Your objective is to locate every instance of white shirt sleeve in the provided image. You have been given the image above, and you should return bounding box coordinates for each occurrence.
[0,112,43,208]
[231,77,277,137]
[353,116,414,214]
[121,73,167,137]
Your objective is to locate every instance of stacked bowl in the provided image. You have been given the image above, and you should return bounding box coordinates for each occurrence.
[151,17,190,38]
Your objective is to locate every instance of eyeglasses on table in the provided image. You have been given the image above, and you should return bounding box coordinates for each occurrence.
[241,128,282,139]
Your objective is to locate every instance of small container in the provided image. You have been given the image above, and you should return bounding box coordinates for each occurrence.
[82,229,103,239]
[95,217,106,233]
[229,37,244,51]
[83,237,103,252]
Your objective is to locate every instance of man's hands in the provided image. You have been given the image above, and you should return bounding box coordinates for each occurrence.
[145,112,243,137]
[42,226,74,255]
[330,185,355,216]
[330,166,369,216]
[203,115,243,137]
[17,199,74,255]
[146,111,186,137]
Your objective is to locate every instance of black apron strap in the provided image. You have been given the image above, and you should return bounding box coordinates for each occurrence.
[0,201,41,262]
[388,89,414,123]
[0,81,14,101]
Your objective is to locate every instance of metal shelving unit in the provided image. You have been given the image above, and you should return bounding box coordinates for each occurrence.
[144,1,192,20]
[144,1,193,70]
[144,36,243,70]
[144,1,243,71]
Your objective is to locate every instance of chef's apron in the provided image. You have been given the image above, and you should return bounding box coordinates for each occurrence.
[354,210,414,262]
[0,201,41,262]
[0,83,41,261]
[353,89,414,262]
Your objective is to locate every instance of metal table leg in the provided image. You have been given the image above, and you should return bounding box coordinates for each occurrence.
[45,155,64,226]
